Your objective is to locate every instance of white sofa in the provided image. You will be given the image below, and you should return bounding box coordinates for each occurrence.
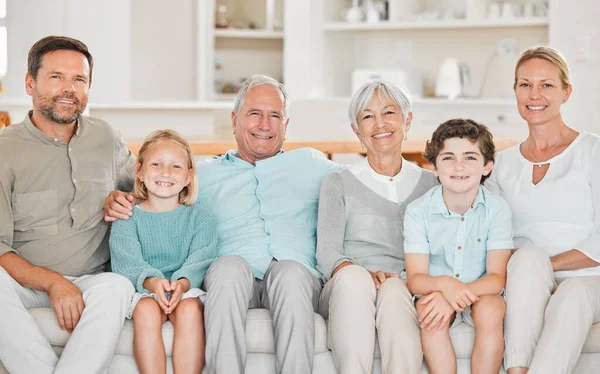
[1,307,600,373]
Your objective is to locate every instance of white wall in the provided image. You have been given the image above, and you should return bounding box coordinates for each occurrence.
[130,0,197,101]
[3,0,131,103]
[549,0,600,133]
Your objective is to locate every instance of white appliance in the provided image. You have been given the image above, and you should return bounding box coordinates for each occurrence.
[351,69,424,97]
[434,58,471,100]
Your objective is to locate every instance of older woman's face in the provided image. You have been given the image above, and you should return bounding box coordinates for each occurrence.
[353,92,411,156]
[514,58,572,127]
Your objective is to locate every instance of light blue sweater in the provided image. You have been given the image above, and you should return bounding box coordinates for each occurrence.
[109,204,218,293]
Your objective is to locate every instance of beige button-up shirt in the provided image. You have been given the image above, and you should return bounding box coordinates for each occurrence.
[0,112,135,276]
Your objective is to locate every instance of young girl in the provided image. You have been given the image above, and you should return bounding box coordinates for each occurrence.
[110,129,217,374]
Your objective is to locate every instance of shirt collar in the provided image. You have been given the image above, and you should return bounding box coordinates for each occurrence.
[430,185,487,216]
[363,156,404,183]
[23,110,82,146]
[224,149,284,165]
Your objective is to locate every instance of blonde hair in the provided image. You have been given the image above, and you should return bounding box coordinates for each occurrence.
[134,129,197,206]
[514,45,571,89]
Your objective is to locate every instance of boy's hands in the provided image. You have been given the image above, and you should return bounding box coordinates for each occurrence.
[369,270,399,290]
[417,292,455,331]
[439,276,478,311]
[144,277,172,314]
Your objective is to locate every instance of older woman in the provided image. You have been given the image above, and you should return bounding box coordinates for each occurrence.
[316,80,436,374]
[485,45,600,374]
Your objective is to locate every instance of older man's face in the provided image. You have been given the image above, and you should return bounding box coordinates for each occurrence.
[232,85,288,164]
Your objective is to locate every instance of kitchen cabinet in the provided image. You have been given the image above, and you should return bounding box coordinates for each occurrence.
[197,0,285,103]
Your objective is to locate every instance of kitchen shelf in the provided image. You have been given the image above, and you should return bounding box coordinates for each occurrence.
[323,17,549,31]
[214,28,284,39]
[311,96,516,106]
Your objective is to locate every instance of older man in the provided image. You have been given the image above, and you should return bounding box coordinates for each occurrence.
[0,36,135,373]
[104,74,341,373]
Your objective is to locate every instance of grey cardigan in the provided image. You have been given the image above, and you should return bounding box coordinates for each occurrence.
[316,168,437,281]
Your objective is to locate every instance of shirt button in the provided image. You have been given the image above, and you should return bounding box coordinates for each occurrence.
[461,217,465,222]
[53,138,59,142]
[455,273,460,278]
[389,178,393,182]
[458,246,462,250]
[71,208,75,212]
[72,179,77,183]
[477,238,481,243]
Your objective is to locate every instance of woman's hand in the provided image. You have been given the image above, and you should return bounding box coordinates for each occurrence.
[167,278,190,313]
[144,277,172,314]
[439,276,478,311]
[417,292,455,331]
[369,270,399,290]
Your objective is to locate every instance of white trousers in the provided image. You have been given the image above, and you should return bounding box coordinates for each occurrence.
[318,265,422,374]
[0,266,134,374]
[504,245,600,374]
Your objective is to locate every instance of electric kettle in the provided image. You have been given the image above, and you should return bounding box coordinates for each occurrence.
[435,58,471,100]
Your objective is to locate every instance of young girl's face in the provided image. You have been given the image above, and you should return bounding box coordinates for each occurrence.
[137,141,193,202]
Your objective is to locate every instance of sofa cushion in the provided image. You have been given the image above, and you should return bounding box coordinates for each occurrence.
[25,307,600,358]
[28,308,329,356]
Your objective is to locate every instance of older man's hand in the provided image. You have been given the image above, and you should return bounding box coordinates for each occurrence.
[104,190,135,222]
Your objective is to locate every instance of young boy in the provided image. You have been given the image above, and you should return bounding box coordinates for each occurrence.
[403,118,513,374]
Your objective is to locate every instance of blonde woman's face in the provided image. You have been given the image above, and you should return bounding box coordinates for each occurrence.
[514,58,572,127]
[137,142,193,202]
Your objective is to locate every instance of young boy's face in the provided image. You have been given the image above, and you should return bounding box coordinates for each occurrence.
[434,137,493,196]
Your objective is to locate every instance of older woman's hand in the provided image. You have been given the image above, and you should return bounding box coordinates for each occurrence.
[369,270,399,290]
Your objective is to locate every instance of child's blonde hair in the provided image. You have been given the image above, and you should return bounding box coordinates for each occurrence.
[134,129,197,206]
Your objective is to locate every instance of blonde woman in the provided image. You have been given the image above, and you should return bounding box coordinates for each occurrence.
[486,46,600,374]
[110,129,217,374]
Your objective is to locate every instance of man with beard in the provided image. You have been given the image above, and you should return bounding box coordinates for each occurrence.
[0,36,135,374]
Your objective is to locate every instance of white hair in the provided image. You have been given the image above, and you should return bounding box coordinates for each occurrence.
[348,80,412,132]
[233,74,289,119]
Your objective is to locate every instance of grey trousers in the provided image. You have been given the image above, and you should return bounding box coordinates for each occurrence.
[0,266,134,374]
[504,245,600,374]
[318,265,422,374]
[203,256,322,374]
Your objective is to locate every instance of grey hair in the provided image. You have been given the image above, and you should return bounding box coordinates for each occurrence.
[348,80,413,132]
[233,74,290,119]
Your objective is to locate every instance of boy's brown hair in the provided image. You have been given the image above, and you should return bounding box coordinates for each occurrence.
[424,118,495,183]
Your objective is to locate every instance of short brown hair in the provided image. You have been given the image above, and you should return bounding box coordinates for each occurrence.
[134,130,197,206]
[424,118,495,183]
[28,36,94,85]
[514,45,570,89]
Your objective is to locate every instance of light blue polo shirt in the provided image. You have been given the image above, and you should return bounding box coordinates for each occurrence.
[196,148,342,279]
[403,185,513,283]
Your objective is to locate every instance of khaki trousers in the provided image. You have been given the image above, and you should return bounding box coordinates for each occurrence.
[505,245,600,374]
[318,265,422,374]
[203,256,322,374]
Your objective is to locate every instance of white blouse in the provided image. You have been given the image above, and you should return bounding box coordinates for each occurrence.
[485,132,600,278]
[349,157,426,204]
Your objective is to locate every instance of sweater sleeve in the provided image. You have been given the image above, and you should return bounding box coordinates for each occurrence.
[575,141,600,263]
[170,207,218,289]
[109,218,165,293]
[316,173,353,282]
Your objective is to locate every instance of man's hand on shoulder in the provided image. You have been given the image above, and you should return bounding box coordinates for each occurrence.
[47,277,85,333]
[104,190,135,222]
